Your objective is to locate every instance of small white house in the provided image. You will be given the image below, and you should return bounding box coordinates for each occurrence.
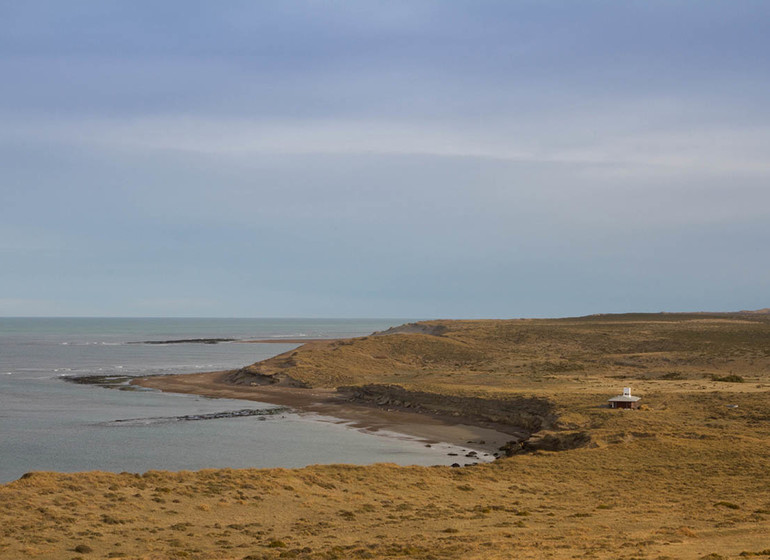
[608,387,641,409]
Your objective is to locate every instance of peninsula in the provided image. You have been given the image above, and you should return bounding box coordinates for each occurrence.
[3,312,770,559]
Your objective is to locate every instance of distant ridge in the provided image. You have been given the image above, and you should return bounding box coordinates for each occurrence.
[586,309,770,318]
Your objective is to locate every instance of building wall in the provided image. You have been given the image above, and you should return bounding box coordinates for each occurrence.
[610,401,639,409]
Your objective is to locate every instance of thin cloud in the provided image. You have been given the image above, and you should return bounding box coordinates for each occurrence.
[5,114,770,176]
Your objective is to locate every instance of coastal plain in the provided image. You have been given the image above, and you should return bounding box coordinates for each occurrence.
[2,313,770,559]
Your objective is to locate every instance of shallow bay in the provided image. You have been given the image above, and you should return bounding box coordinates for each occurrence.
[0,318,463,483]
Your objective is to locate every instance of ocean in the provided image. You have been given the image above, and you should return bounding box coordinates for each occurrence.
[0,318,460,484]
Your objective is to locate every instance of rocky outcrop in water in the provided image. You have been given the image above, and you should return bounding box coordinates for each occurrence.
[62,375,141,390]
[129,338,237,345]
[111,407,290,424]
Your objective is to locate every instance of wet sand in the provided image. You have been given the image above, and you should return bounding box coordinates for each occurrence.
[132,371,516,456]
[236,338,338,344]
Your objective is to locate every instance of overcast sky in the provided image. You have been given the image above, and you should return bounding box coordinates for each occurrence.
[1,1,769,318]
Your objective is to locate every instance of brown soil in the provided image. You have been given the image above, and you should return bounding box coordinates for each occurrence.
[236,339,339,344]
[134,372,516,455]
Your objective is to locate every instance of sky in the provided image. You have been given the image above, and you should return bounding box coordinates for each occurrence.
[1,1,769,318]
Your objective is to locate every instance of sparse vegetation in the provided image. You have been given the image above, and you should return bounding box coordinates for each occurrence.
[3,313,770,559]
[712,374,746,383]
[715,501,741,510]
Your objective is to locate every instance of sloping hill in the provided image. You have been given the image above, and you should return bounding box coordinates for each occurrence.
[227,313,770,398]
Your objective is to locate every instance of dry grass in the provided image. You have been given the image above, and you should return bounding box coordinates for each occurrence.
[240,313,770,397]
[2,313,770,559]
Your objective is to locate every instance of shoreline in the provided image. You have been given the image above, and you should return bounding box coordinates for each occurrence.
[236,338,340,344]
[132,371,519,458]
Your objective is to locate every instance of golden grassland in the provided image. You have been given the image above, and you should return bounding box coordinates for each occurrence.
[2,312,770,560]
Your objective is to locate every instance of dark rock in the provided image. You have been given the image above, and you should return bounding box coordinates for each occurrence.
[62,374,136,388]
[130,338,236,345]
[500,431,592,456]
[111,407,290,425]
[337,384,555,434]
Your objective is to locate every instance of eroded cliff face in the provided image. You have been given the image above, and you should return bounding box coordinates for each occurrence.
[337,384,556,435]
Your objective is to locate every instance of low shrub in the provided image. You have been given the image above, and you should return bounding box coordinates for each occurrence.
[712,375,745,383]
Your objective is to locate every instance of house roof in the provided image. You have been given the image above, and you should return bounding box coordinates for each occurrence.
[608,395,641,402]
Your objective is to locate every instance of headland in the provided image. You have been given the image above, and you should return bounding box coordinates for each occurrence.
[3,312,770,559]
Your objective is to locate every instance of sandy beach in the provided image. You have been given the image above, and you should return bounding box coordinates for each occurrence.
[236,338,339,344]
[133,371,517,457]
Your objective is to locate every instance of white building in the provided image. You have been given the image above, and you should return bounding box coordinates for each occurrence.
[608,387,641,409]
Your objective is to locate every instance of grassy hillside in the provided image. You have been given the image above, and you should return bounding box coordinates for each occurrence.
[3,313,770,559]
[231,312,770,402]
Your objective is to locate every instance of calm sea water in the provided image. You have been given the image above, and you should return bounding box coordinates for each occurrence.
[0,318,459,484]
